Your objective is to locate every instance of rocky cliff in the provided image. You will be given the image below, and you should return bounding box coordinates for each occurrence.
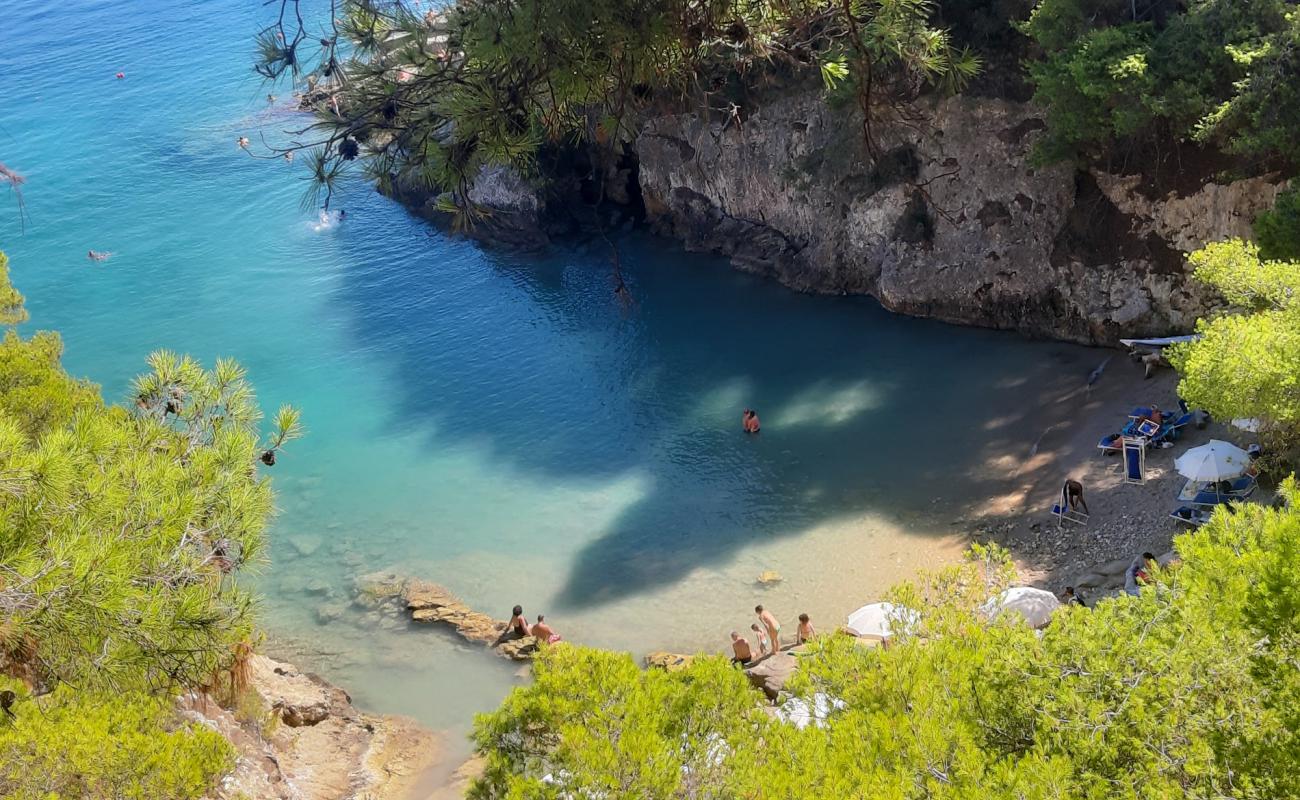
[181,654,442,800]
[634,89,1285,344]
[400,87,1285,345]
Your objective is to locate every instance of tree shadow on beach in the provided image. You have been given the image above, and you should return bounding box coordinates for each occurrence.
[333,223,1102,609]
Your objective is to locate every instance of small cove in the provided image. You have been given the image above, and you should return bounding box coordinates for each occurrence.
[2,0,1103,758]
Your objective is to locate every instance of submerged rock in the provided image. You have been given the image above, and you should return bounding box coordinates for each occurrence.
[287,534,322,558]
[757,570,784,586]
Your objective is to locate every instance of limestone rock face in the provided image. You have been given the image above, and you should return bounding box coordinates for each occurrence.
[179,655,442,800]
[634,88,1285,344]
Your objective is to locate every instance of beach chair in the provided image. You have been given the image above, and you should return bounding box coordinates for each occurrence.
[1224,475,1257,497]
[1051,502,1089,527]
[1123,437,1146,484]
[1051,483,1089,527]
[1128,407,1154,421]
[1170,506,1211,527]
[1098,434,1122,454]
[1150,412,1194,446]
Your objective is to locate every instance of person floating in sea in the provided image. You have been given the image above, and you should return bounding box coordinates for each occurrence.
[532,614,561,644]
[87,249,112,262]
[797,613,816,644]
[509,605,531,637]
[337,209,346,221]
[749,623,770,658]
[237,136,250,149]
[284,151,294,163]
[729,631,753,666]
[742,408,761,434]
[756,605,780,653]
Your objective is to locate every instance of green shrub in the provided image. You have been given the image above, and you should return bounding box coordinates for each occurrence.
[0,681,233,800]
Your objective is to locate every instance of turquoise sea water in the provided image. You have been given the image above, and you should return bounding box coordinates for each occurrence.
[2,0,1098,754]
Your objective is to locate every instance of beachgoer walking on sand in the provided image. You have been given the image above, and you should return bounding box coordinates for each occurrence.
[1125,553,1156,597]
[509,605,531,637]
[756,605,780,653]
[797,613,816,644]
[730,631,753,666]
[532,614,561,644]
[1065,479,1089,514]
[750,623,770,657]
[743,409,761,434]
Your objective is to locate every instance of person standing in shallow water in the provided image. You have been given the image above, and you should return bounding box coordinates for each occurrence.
[797,613,816,644]
[756,605,780,653]
[743,409,761,433]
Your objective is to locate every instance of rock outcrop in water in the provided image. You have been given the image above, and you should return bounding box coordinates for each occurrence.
[180,654,440,800]
[412,86,1285,345]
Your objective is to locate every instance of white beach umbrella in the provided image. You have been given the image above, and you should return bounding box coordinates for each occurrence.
[1174,439,1250,482]
[982,587,1061,629]
[845,602,919,640]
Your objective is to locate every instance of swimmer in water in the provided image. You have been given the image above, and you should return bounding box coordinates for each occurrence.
[237,136,250,149]
[338,209,346,221]
[267,94,277,103]
[87,250,112,262]
[284,151,294,163]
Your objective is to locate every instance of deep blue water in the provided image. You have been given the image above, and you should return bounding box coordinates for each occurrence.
[1,0,1096,744]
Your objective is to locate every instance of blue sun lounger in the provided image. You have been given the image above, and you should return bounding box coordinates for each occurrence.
[1170,506,1211,527]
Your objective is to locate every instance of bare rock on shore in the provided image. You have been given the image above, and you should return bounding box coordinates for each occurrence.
[426,755,488,800]
[745,652,799,700]
[180,654,443,800]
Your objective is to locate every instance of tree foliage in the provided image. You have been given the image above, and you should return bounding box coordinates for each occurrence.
[1168,239,1300,447]
[257,0,979,214]
[0,679,233,800]
[470,512,1300,798]
[1254,185,1300,261]
[1020,0,1297,165]
[0,252,300,693]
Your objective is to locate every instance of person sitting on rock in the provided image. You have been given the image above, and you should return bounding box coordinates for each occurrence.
[532,614,561,644]
[509,605,531,637]
[729,631,754,666]
[750,623,770,657]
[1062,586,1087,608]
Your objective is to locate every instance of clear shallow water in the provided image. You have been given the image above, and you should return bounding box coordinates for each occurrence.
[2,0,1097,752]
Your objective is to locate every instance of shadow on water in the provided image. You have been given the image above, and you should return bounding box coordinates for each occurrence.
[334,227,1096,609]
